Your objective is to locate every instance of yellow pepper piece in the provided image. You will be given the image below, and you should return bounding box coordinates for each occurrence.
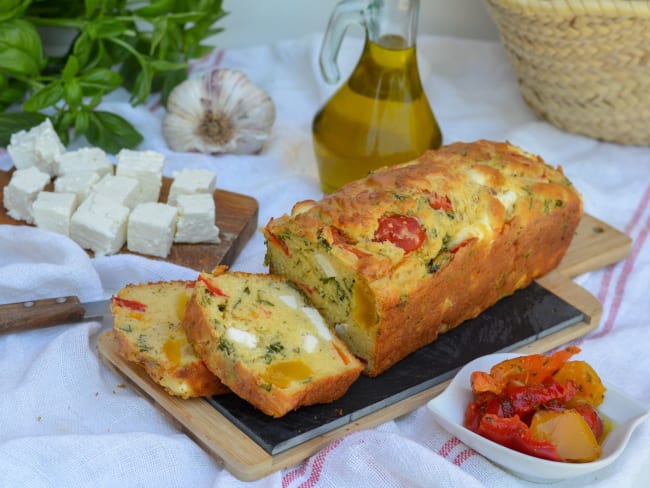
[261,360,313,389]
[163,339,182,366]
[553,360,606,407]
[530,410,602,462]
[176,293,190,322]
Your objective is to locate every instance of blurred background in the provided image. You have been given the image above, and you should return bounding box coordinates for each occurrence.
[214,0,499,48]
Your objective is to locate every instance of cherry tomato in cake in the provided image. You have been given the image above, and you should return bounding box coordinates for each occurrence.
[373,215,425,253]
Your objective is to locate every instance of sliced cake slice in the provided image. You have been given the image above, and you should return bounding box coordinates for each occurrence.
[110,280,229,399]
[182,266,363,418]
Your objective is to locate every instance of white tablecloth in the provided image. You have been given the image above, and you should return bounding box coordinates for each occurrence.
[1,34,649,488]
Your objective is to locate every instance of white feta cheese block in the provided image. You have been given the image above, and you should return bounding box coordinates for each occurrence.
[174,194,220,244]
[55,147,113,178]
[70,198,129,256]
[32,191,78,237]
[6,119,65,175]
[91,174,140,209]
[127,202,178,258]
[167,168,217,206]
[54,171,100,202]
[116,149,164,204]
[3,167,51,223]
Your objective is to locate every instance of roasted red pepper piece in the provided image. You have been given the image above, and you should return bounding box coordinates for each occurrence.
[573,404,604,440]
[451,237,476,254]
[330,226,371,259]
[111,296,147,312]
[265,228,290,256]
[198,274,229,297]
[373,215,425,253]
[504,377,574,418]
[429,193,453,212]
[471,346,581,395]
[465,400,483,433]
[478,414,563,461]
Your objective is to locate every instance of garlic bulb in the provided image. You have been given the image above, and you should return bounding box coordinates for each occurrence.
[162,69,276,155]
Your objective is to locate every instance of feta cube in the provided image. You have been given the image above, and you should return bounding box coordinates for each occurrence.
[91,174,140,209]
[127,202,178,258]
[174,194,220,244]
[6,119,65,176]
[167,168,217,206]
[32,191,78,237]
[55,147,113,178]
[70,198,129,256]
[116,149,164,204]
[3,167,51,223]
[54,171,100,203]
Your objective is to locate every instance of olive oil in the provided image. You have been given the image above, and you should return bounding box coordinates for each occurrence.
[313,35,442,193]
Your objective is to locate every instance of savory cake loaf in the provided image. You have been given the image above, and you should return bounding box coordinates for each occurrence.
[110,280,229,398]
[182,266,363,418]
[263,140,583,376]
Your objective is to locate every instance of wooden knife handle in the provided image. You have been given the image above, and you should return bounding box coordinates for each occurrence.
[0,296,86,334]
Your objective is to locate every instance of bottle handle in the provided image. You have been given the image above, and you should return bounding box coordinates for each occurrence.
[318,0,368,84]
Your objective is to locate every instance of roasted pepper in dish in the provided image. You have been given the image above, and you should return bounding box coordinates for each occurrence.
[464,346,607,462]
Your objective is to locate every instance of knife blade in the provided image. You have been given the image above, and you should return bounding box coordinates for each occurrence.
[0,296,112,334]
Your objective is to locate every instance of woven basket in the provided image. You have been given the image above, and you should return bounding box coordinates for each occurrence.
[483,0,650,145]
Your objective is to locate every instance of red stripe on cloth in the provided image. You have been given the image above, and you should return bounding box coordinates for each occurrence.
[438,437,460,458]
[453,448,476,466]
[585,183,650,340]
[282,460,309,488]
[596,184,650,306]
[590,213,649,339]
[283,437,344,488]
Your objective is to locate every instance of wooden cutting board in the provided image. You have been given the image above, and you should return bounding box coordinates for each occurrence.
[0,169,258,270]
[97,213,631,481]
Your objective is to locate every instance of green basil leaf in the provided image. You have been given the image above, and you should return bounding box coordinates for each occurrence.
[129,64,153,106]
[166,12,207,23]
[62,55,80,81]
[0,112,46,146]
[0,86,25,107]
[134,0,175,18]
[53,112,73,146]
[84,0,100,16]
[0,0,30,22]
[87,110,143,153]
[149,59,187,72]
[22,82,65,111]
[64,79,83,108]
[0,74,27,106]
[159,68,187,107]
[0,19,44,76]
[149,17,168,56]
[88,19,129,40]
[74,109,89,136]
[72,31,93,67]
[79,67,122,91]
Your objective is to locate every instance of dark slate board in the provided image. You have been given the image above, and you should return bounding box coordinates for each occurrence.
[205,281,584,454]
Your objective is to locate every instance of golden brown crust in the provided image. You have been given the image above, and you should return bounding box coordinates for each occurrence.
[263,140,583,376]
[182,270,363,417]
[111,280,229,398]
[185,298,360,416]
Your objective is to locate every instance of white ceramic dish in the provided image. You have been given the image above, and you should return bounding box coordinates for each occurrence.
[427,352,649,483]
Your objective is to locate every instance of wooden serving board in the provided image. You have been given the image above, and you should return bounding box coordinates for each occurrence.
[0,169,259,270]
[97,213,631,481]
